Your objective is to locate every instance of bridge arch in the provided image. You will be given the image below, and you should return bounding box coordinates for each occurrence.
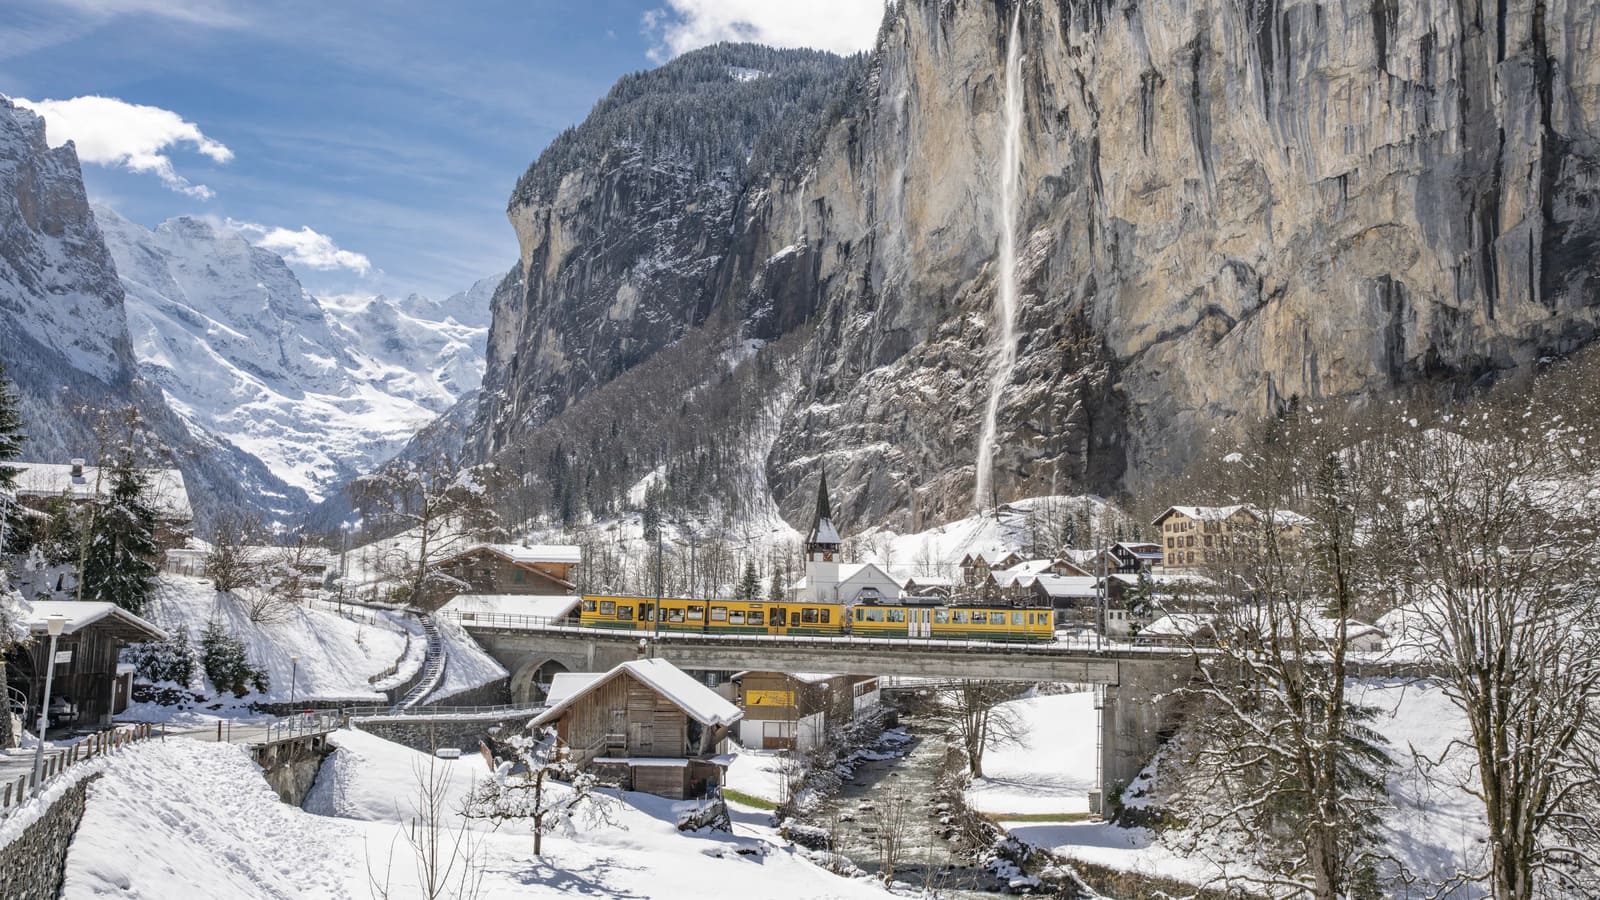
[510,657,575,705]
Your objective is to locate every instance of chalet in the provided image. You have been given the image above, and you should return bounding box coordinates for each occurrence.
[1028,574,1101,625]
[5,602,169,733]
[958,549,1024,588]
[163,544,335,586]
[438,593,580,626]
[1136,613,1218,646]
[529,658,740,799]
[11,459,193,550]
[1151,505,1311,570]
[986,557,1095,603]
[900,575,953,600]
[1083,542,1164,575]
[733,671,881,751]
[421,543,580,609]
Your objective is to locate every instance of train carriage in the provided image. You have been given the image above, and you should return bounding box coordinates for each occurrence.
[579,595,1054,642]
[850,604,1054,642]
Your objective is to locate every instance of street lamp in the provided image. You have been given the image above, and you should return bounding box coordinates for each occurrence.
[289,655,299,708]
[32,614,66,795]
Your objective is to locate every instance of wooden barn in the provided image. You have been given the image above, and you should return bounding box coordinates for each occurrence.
[6,602,169,733]
[421,543,580,609]
[530,659,740,799]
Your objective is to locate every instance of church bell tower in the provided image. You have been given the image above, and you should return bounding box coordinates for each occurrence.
[804,469,841,603]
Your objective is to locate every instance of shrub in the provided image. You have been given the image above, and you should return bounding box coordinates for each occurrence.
[198,619,269,697]
[125,628,196,687]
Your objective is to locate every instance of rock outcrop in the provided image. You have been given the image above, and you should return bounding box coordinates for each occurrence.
[478,0,1600,532]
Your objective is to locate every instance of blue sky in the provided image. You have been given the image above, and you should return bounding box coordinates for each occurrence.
[0,1,883,299]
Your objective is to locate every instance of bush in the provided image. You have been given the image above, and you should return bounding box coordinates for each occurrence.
[199,619,269,697]
[125,629,196,687]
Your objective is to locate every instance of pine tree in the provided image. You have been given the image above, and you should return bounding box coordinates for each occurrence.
[736,559,761,601]
[81,462,159,614]
[0,362,24,493]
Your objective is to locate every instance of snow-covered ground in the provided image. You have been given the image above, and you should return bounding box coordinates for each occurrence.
[424,615,509,704]
[964,690,1098,817]
[723,747,792,804]
[64,728,894,899]
[136,575,417,705]
[992,677,1491,895]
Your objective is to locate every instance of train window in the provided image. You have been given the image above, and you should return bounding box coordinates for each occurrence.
[770,609,785,626]
[617,605,633,619]
[749,611,765,625]
[952,611,968,624]
[860,608,884,622]
[729,611,746,625]
[819,609,830,624]
[935,610,949,624]
[582,600,597,612]
[1012,613,1024,626]
[599,601,616,615]
[711,607,727,621]
[887,609,906,623]
[668,608,685,623]
[688,605,704,621]
[801,608,818,624]
[854,608,863,621]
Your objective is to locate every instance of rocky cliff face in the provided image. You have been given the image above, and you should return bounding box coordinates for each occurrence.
[479,0,1600,533]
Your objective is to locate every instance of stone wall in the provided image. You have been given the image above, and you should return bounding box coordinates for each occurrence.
[0,772,99,900]
[253,736,333,807]
[423,677,510,708]
[353,713,539,755]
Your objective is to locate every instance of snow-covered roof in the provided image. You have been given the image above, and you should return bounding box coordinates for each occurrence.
[809,517,841,545]
[1153,505,1310,528]
[902,574,952,586]
[531,658,741,729]
[441,594,579,621]
[1108,572,1212,587]
[1114,542,1164,558]
[792,562,904,592]
[730,671,841,685]
[25,601,169,642]
[11,462,192,521]
[543,672,606,707]
[1031,575,1101,598]
[471,543,582,565]
[1140,613,1216,638]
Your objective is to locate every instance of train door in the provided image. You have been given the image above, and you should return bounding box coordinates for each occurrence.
[908,608,931,637]
[770,606,788,636]
[637,602,654,630]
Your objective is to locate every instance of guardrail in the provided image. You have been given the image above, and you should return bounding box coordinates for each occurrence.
[0,723,155,819]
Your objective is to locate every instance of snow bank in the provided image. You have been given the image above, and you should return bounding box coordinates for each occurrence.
[423,614,509,704]
[965,691,1098,817]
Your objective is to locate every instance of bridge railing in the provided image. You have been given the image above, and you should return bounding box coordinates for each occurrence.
[342,703,546,720]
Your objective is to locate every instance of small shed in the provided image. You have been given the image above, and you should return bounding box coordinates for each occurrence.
[8,602,169,729]
[528,659,740,799]
[734,671,881,751]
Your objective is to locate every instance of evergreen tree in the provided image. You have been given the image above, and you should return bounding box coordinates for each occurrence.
[736,559,760,601]
[0,362,24,493]
[81,462,159,614]
[199,618,268,697]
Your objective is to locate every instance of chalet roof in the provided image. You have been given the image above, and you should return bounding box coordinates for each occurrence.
[1114,542,1163,558]
[440,594,580,621]
[1152,505,1310,528]
[1141,613,1216,639]
[530,659,741,730]
[472,543,582,565]
[25,601,169,643]
[543,672,606,707]
[1031,575,1101,598]
[11,462,192,521]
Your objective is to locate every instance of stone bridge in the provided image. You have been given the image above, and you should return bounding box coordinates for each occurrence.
[457,618,1194,798]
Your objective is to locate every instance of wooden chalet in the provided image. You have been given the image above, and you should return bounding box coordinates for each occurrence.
[734,671,881,751]
[421,543,580,609]
[11,460,193,550]
[5,602,169,732]
[530,659,740,799]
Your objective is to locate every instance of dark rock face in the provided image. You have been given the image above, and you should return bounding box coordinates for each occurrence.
[478,0,1600,532]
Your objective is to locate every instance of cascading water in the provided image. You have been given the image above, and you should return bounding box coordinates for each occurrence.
[973,4,1024,513]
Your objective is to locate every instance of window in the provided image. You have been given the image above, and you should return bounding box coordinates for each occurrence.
[667,608,685,623]
[1186,551,1195,564]
[952,611,968,624]
[513,570,525,583]
[1012,612,1024,626]
[748,611,765,626]
[991,612,1007,625]
[688,605,704,621]
[819,609,830,624]
[582,600,597,612]
[935,610,949,624]
[1203,535,1213,548]
[729,611,746,625]
[599,601,616,615]
[861,608,885,622]
[711,606,727,622]
[887,609,906,623]
[617,605,633,619]
[1186,535,1195,547]
[801,608,818,624]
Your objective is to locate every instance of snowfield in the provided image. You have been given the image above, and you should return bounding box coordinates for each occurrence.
[138,575,416,704]
[964,690,1098,817]
[65,729,894,899]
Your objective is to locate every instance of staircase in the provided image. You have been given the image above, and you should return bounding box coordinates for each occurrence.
[393,614,446,711]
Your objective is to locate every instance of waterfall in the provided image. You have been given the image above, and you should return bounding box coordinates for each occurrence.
[974,4,1024,514]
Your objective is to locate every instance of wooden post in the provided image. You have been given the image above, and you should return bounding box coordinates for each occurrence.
[3,781,11,808]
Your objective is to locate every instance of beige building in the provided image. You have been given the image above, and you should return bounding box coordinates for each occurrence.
[1151,505,1310,570]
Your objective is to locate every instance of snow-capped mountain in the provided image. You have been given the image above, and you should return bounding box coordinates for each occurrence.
[94,205,496,501]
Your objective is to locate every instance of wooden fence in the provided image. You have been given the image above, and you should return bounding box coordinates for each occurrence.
[0,724,154,818]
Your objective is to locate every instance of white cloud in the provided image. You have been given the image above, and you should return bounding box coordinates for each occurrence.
[643,0,886,61]
[13,95,232,199]
[48,0,247,28]
[231,221,373,276]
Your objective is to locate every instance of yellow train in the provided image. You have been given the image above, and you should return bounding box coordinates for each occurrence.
[577,595,1054,642]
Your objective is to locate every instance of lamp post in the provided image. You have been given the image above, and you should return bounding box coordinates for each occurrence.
[289,655,299,708]
[32,614,66,795]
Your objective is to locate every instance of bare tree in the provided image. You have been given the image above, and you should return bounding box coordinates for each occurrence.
[368,755,484,900]
[931,681,1029,778]
[462,726,618,856]
[869,790,913,883]
[1372,405,1600,898]
[203,510,264,593]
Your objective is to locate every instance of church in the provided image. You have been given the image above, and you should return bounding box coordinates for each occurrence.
[788,471,903,606]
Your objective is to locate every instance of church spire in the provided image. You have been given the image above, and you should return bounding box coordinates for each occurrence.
[806,468,840,552]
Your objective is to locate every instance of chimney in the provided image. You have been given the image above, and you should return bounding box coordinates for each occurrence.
[70,458,85,478]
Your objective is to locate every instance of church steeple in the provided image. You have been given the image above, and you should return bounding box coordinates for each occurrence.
[806,468,841,554]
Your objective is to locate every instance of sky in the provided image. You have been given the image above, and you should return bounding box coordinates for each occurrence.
[0,0,885,300]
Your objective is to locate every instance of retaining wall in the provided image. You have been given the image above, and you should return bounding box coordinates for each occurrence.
[253,735,335,806]
[352,712,538,755]
[0,772,99,900]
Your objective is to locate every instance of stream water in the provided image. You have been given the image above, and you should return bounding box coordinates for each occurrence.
[806,717,1022,898]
